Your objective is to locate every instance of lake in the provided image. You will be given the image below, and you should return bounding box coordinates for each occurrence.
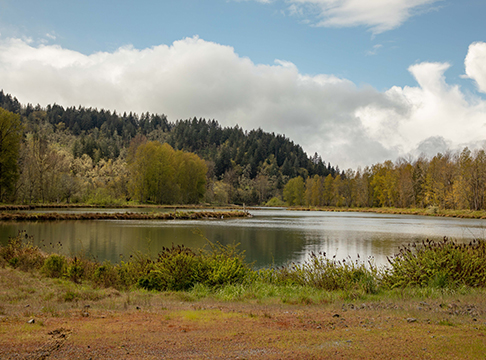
[1,208,485,268]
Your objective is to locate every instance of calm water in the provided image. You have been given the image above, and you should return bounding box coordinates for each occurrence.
[1,209,485,268]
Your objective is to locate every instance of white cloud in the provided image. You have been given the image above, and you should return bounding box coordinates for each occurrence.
[0,37,485,169]
[356,60,486,161]
[366,44,382,56]
[272,0,441,33]
[464,41,486,93]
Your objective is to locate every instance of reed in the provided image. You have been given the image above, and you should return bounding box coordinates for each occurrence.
[382,237,486,288]
[265,252,378,295]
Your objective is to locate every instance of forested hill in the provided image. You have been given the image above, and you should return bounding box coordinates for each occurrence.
[0,90,336,205]
[0,91,335,179]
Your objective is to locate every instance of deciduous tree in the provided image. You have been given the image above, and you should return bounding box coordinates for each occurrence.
[0,108,22,201]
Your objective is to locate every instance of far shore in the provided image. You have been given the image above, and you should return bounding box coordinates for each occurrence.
[287,206,486,219]
[2,203,486,220]
[0,210,250,222]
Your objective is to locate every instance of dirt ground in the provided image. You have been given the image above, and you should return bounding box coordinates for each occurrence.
[2,299,486,359]
[1,268,486,359]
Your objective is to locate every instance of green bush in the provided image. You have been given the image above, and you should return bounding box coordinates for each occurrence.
[196,242,250,287]
[93,262,120,288]
[66,257,85,284]
[117,255,149,289]
[265,197,286,207]
[138,245,198,291]
[41,254,66,278]
[198,255,248,287]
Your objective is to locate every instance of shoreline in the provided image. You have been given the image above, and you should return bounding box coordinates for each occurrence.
[2,203,486,219]
[287,206,486,219]
[0,210,250,222]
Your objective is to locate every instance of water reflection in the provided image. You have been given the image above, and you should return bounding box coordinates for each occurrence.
[1,209,485,268]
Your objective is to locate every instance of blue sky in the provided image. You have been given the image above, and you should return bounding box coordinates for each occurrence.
[0,0,485,168]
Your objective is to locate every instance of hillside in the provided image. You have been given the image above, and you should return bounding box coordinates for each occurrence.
[0,90,334,205]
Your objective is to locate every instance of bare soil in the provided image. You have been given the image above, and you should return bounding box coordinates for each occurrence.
[1,269,486,359]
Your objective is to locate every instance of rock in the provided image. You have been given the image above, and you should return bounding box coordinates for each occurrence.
[407,318,417,323]
[82,312,89,317]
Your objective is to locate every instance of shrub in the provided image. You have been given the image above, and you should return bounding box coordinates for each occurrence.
[93,262,120,288]
[41,254,66,278]
[138,245,198,291]
[196,242,250,287]
[265,197,286,207]
[0,231,45,271]
[117,254,150,289]
[66,257,85,283]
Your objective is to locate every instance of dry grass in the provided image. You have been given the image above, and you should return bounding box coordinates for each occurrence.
[1,267,486,359]
[0,210,250,221]
[289,206,486,219]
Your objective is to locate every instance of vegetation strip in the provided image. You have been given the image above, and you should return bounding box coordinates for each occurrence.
[288,206,486,219]
[0,204,256,211]
[2,231,486,293]
[0,210,249,221]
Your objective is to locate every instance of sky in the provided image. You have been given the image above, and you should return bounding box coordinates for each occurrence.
[0,0,485,169]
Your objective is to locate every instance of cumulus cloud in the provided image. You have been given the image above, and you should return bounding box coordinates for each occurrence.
[0,36,485,169]
[356,58,486,163]
[464,41,486,93]
[267,0,441,33]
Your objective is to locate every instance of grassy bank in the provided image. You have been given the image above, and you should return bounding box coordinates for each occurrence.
[289,206,486,219]
[4,202,486,219]
[0,203,260,211]
[0,210,250,222]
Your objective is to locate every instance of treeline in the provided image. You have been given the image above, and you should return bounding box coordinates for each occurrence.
[284,149,486,211]
[3,90,486,210]
[0,90,336,205]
